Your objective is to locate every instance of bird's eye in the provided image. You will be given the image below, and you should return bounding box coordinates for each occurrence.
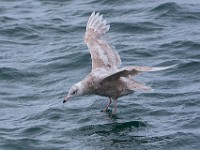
[72,89,77,95]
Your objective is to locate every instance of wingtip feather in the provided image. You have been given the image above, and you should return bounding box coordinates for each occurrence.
[151,64,177,71]
[86,11,110,35]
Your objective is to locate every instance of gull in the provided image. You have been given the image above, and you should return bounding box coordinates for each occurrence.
[63,12,174,116]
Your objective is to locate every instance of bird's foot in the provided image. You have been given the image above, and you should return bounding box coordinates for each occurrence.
[107,112,119,119]
[103,108,108,112]
[101,108,111,113]
[110,112,115,118]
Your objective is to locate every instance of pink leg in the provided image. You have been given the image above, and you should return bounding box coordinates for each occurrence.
[111,99,117,116]
[103,97,112,112]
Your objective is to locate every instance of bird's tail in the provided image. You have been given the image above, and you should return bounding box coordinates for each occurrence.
[126,79,153,93]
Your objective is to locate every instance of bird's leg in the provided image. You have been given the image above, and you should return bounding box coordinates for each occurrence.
[103,97,112,112]
[111,98,117,116]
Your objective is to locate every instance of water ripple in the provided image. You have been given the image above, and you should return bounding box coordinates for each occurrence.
[0,0,200,149]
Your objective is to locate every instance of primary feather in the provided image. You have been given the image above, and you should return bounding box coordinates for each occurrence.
[84,11,121,70]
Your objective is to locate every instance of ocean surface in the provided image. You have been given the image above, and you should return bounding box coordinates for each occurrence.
[0,0,200,149]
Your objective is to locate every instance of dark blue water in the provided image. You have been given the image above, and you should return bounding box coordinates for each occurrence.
[0,0,200,149]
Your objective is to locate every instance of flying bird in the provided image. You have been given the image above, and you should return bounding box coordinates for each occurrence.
[63,12,174,116]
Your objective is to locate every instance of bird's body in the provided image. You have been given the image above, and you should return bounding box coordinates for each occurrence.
[63,12,175,116]
[80,70,134,98]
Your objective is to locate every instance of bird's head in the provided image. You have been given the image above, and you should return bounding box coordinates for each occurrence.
[63,82,85,103]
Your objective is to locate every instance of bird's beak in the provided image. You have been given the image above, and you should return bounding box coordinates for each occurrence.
[63,96,70,103]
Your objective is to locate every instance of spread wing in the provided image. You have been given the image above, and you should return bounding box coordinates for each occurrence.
[101,65,176,83]
[84,12,121,70]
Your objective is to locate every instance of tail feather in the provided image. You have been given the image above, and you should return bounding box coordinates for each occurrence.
[127,79,153,93]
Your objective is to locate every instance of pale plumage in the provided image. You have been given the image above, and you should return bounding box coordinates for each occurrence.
[84,11,121,70]
[63,12,175,116]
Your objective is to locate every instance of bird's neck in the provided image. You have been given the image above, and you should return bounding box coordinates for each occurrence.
[79,76,96,95]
